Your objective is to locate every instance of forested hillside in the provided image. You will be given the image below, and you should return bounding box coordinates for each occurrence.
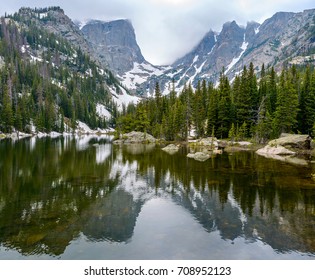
[0,8,121,134]
[117,63,315,143]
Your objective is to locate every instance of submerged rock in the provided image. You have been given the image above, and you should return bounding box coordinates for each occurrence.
[256,152,308,166]
[256,145,296,156]
[187,152,211,162]
[162,144,180,154]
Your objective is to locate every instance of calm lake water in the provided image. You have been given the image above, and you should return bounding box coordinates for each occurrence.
[0,136,315,260]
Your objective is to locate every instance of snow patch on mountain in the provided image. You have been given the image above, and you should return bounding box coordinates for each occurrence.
[110,86,140,110]
[38,12,48,19]
[187,60,207,87]
[96,103,111,119]
[119,62,170,90]
[225,34,248,75]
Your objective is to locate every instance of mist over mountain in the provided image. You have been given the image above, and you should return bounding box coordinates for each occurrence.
[75,8,315,96]
[0,6,315,134]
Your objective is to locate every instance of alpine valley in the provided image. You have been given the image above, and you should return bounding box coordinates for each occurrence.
[0,6,315,133]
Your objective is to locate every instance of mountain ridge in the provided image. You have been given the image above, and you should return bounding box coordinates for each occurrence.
[113,8,315,95]
[14,6,314,97]
[1,6,315,134]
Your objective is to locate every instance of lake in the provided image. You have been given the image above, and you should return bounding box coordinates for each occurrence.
[0,136,314,259]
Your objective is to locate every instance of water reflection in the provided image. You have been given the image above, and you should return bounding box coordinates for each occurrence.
[0,137,314,259]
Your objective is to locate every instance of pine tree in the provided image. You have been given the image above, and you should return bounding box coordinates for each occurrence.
[192,81,206,138]
[206,83,218,136]
[14,104,23,132]
[1,84,14,133]
[180,83,194,140]
[266,67,277,115]
[258,63,267,100]
[255,96,273,143]
[228,123,236,142]
[135,104,149,133]
[273,69,299,135]
[248,62,259,115]
[217,73,232,139]
[235,66,251,133]
[297,66,315,134]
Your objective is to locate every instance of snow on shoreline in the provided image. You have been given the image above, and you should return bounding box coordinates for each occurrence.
[0,121,114,141]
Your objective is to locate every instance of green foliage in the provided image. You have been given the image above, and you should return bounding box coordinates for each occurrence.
[0,84,14,133]
[1,11,315,142]
[273,68,299,135]
[228,123,236,141]
[117,63,315,143]
[0,16,119,133]
[255,96,273,143]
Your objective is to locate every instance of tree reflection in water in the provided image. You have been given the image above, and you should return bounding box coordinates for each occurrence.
[0,137,314,259]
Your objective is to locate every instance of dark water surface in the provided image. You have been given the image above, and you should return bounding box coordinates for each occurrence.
[0,136,314,259]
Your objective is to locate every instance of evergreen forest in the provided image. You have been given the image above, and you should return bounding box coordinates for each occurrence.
[0,15,119,134]
[117,63,315,143]
[1,11,315,144]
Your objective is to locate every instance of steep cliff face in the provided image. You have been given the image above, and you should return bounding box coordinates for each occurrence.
[80,19,169,95]
[81,19,145,74]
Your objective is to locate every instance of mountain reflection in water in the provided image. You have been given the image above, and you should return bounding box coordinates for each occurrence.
[0,136,314,259]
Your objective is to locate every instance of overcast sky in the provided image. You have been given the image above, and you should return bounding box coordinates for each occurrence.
[1,0,314,65]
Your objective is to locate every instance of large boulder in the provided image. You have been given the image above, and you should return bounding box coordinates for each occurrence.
[255,134,312,166]
[113,131,156,144]
[268,133,312,150]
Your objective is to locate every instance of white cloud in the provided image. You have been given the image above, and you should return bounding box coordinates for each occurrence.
[1,0,314,65]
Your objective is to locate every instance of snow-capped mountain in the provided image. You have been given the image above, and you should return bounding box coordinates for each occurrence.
[3,6,315,103]
[79,19,170,96]
[124,9,315,96]
[4,8,141,111]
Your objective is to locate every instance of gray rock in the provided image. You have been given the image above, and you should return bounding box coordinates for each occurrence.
[113,131,156,144]
[162,144,180,154]
[187,152,211,162]
[268,134,311,149]
[256,145,295,156]
[81,19,145,75]
[255,134,313,166]
[197,137,219,149]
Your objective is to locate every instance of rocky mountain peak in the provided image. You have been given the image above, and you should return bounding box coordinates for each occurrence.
[218,20,244,43]
[81,19,145,75]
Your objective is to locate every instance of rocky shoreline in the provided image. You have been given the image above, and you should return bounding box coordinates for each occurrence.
[3,129,314,166]
[255,133,313,166]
